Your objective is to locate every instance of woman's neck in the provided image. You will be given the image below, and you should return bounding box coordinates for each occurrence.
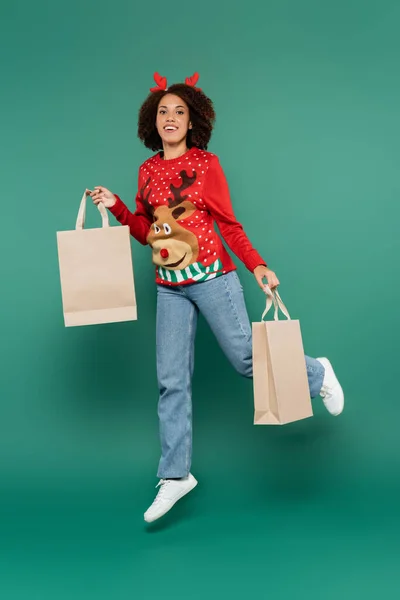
[162,141,189,161]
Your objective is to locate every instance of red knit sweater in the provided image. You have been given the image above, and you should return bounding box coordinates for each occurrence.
[109,147,266,285]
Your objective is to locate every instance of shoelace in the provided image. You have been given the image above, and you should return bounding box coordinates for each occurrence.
[152,479,172,505]
[320,380,336,398]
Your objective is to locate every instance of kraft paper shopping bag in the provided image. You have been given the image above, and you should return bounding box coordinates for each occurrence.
[252,287,313,425]
[56,190,137,327]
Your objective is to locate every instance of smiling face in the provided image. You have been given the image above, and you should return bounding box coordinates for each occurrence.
[156,94,192,147]
[147,203,199,270]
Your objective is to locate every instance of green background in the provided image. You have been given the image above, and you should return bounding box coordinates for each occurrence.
[1,0,399,598]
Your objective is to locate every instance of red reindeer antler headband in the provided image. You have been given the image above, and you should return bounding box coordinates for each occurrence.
[184,72,201,91]
[150,72,202,93]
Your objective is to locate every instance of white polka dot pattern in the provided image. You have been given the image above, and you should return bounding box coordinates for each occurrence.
[136,148,241,285]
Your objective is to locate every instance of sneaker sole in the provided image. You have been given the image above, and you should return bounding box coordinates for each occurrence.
[144,478,198,523]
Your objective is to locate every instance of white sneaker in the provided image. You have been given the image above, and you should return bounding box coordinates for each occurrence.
[316,357,344,416]
[144,474,198,523]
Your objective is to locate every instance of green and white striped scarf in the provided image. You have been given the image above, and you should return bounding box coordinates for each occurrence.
[157,259,223,284]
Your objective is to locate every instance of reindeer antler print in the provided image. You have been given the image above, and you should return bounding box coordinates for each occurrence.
[168,170,197,208]
[140,177,155,219]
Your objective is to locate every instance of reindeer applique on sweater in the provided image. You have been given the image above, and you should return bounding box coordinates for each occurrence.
[109,148,265,286]
[140,170,223,283]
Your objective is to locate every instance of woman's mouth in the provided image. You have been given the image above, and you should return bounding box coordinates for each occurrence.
[164,126,178,133]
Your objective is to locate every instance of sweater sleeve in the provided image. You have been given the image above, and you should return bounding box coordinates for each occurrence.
[202,156,267,272]
[108,170,151,246]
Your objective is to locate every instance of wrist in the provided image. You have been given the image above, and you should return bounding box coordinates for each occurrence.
[108,194,122,215]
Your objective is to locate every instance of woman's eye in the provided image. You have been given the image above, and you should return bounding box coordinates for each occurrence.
[177,110,184,115]
[163,223,172,235]
[154,224,161,234]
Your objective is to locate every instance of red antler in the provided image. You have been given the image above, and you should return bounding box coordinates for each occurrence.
[150,72,168,93]
[140,177,154,218]
[185,72,202,91]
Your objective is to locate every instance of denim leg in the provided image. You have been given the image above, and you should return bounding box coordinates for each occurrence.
[305,356,325,399]
[185,271,253,377]
[186,271,324,399]
[156,284,198,478]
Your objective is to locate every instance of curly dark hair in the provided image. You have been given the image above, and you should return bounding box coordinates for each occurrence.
[138,83,216,152]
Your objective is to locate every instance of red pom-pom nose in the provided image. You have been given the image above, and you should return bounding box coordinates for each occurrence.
[160,249,169,259]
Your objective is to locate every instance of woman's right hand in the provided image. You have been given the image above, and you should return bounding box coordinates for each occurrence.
[89,186,117,208]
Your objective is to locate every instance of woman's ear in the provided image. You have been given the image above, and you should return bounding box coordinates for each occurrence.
[189,122,192,129]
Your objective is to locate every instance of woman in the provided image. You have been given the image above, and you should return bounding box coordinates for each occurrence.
[90,72,344,523]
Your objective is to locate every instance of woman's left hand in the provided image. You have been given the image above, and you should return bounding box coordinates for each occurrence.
[253,265,280,291]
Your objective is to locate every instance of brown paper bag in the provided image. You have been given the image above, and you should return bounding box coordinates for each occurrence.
[56,190,137,327]
[252,287,313,425]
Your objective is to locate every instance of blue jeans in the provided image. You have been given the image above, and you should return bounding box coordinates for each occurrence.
[156,271,325,478]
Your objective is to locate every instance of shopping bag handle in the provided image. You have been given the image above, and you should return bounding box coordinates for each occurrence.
[75,190,109,230]
[262,286,291,321]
